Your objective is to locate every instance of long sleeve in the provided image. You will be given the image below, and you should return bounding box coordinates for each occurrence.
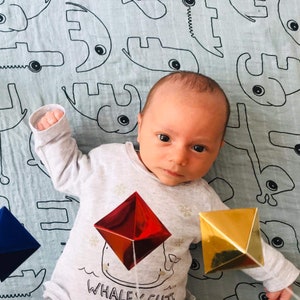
[243,239,299,292]
[29,104,89,196]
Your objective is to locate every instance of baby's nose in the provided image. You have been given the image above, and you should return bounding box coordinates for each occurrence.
[171,146,188,166]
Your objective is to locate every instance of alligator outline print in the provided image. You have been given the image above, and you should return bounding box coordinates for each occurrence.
[228,0,268,22]
[225,103,295,206]
[66,2,112,73]
[182,0,223,58]
[260,220,300,256]
[0,268,46,298]
[223,282,266,300]
[223,280,300,300]
[237,53,300,106]
[268,130,300,156]
[208,177,235,203]
[0,0,51,32]
[0,83,27,185]
[122,36,199,72]
[278,0,300,45]
[0,42,64,72]
[62,82,141,134]
[36,195,79,231]
[121,0,167,19]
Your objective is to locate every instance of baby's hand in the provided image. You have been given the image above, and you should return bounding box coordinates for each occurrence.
[36,109,64,131]
[265,285,293,300]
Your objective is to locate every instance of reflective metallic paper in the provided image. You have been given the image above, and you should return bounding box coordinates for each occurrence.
[94,192,171,270]
[199,208,264,274]
[0,206,40,282]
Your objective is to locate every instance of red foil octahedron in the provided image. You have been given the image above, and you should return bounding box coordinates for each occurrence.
[94,192,171,270]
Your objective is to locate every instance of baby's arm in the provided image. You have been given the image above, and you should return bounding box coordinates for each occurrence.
[36,109,64,130]
[243,240,299,300]
[29,104,83,195]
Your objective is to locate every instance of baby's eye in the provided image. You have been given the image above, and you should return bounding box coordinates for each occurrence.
[158,134,170,142]
[193,145,205,152]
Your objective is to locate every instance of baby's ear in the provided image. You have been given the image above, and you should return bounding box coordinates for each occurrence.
[137,112,141,122]
[137,113,142,143]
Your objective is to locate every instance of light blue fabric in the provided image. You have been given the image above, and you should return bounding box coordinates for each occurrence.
[0,1,299,299]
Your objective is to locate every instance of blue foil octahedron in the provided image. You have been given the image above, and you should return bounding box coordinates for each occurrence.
[0,206,40,282]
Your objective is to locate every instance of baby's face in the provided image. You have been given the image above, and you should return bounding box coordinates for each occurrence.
[137,82,226,186]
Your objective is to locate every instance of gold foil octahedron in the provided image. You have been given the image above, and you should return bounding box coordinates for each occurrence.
[94,192,171,270]
[199,208,264,274]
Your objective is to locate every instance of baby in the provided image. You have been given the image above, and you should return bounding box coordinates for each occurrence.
[30,71,299,300]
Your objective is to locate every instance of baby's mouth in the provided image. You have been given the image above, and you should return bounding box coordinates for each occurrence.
[163,169,183,177]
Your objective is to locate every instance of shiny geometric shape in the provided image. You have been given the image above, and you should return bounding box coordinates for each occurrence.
[199,208,264,274]
[94,192,171,270]
[0,206,41,282]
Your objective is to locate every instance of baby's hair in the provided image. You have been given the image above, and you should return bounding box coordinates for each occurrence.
[142,71,231,133]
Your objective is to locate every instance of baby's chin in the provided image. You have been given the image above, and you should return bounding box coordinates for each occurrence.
[165,180,192,186]
[155,174,192,187]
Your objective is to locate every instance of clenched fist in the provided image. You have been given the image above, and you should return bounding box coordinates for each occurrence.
[36,109,64,131]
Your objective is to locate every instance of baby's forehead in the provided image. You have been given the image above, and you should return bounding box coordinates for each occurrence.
[153,82,223,105]
[144,78,227,116]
